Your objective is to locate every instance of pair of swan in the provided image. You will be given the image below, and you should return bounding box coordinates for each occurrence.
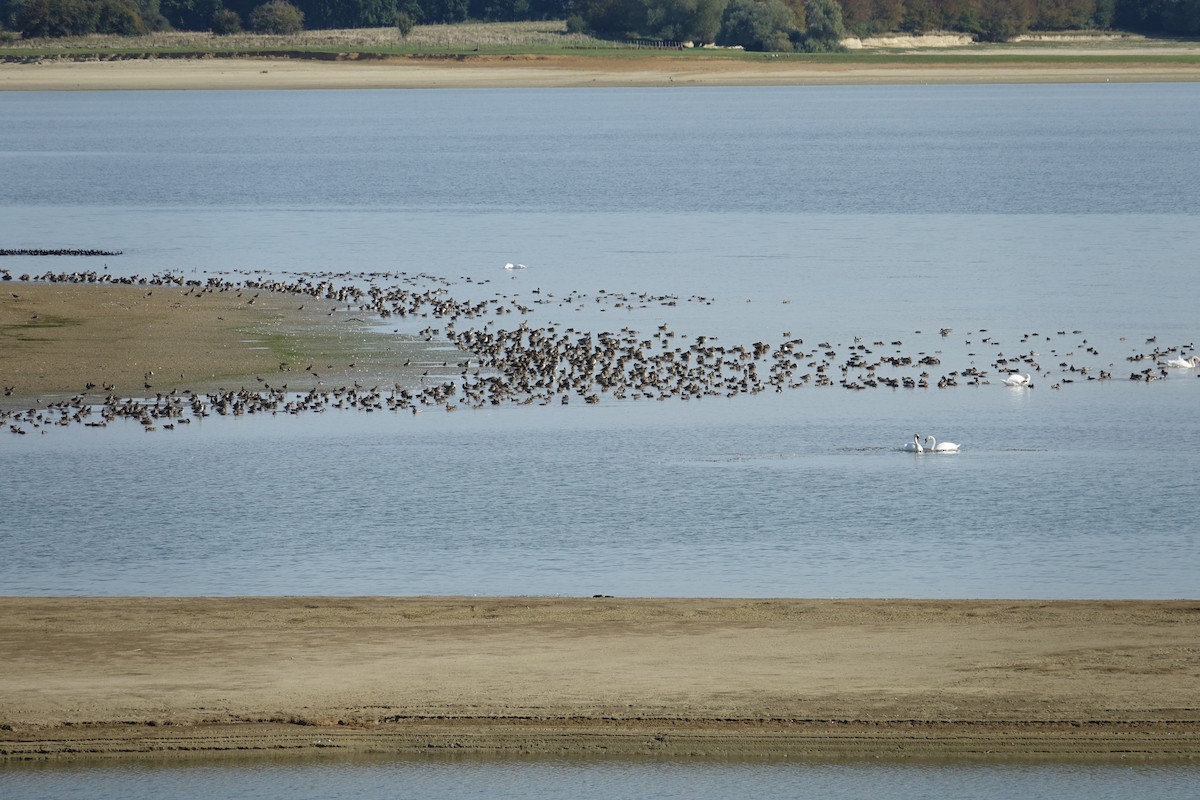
[902,433,960,453]
[1002,373,1032,387]
[1164,354,1199,369]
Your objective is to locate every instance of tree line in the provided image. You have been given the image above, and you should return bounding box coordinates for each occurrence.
[2,0,1197,46]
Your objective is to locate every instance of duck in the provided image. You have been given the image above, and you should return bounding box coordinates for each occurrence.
[924,435,960,453]
[902,433,923,453]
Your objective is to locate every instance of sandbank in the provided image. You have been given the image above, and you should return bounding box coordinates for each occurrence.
[1,597,1197,762]
[3,53,1200,91]
[0,282,409,402]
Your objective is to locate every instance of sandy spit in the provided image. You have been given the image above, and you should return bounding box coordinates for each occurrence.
[2,53,1200,91]
[2,597,1198,762]
[0,283,405,402]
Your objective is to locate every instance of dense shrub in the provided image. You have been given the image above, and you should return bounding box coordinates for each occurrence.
[14,0,158,36]
[17,0,101,37]
[301,0,396,27]
[573,0,643,36]
[157,0,217,29]
[479,0,531,21]
[1159,0,1200,34]
[419,0,468,22]
[717,0,797,49]
[394,8,413,34]
[799,0,844,48]
[132,0,171,30]
[98,0,146,32]
[643,0,725,40]
[211,6,240,31]
[249,0,302,32]
[976,0,1036,39]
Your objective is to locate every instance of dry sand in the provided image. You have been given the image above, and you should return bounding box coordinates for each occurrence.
[1,597,1198,762]
[3,52,1200,91]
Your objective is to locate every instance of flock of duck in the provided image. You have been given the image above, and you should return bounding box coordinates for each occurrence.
[2,266,1197,438]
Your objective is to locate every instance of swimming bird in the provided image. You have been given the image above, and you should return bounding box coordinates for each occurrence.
[1164,355,1200,369]
[903,433,923,453]
[1002,373,1031,387]
[924,435,960,453]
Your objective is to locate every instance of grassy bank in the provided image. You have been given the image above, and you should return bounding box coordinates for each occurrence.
[4,21,1199,64]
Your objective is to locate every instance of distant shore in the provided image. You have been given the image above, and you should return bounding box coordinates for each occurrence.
[2,597,1198,762]
[3,51,1200,91]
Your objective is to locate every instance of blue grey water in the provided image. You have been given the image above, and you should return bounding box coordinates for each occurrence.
[2,82,1199,793]
[1,757,1197,799]
[1,84,1198,599]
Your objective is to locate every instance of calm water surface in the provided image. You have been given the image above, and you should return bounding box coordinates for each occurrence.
[3,757,1198,800]
[1,84,1197,598]
[1,81,1197,793]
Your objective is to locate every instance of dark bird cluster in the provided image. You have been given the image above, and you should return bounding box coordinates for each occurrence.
[3,269,1196,435]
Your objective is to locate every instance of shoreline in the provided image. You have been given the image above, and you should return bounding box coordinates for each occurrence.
[3,597,1198,762]
[3,53,1200,91]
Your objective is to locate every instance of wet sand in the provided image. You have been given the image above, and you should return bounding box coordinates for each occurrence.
[0,283,401,401]
[3,53,1200,91]
[2,597,1198,761]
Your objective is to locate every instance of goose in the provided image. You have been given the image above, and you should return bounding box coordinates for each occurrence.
[1164,355,1199,369]
[924,435,960,453]
[1002,373,1031,387]
[902,433,923,453]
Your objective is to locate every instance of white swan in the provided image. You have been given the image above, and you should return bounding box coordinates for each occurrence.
[503,262,527,270]
[1002,373,1031,387]
[1164,354,1199,369]
[902,433,923,453]
[924,435,960,453]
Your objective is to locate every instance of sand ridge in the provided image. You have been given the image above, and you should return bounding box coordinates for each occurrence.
[2,597,1198,761]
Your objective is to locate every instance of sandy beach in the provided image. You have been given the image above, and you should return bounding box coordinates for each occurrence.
[3,52,1200,91]
[1,597,1197,761]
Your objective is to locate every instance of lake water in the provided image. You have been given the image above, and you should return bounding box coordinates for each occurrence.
[1,83,1197,599]
[0,82,1197,790]
[2,756,1197,800]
